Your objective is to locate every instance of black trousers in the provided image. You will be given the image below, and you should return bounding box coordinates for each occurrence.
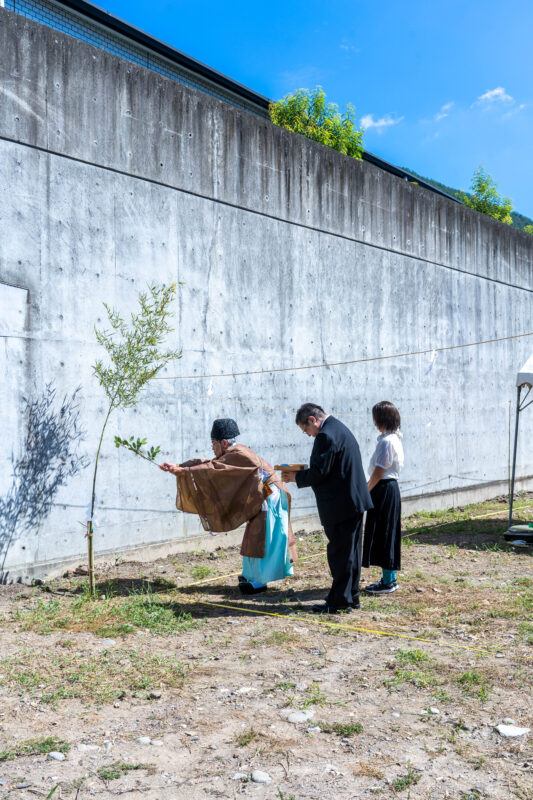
[323,514,363,608]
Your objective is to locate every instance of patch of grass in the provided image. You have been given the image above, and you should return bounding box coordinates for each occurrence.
[457,670,490,701]
[393,762,421,792]
[301,681,328,708]
[467,756,485,770]
[318,721,363,736]
[15,594,201,638]
[191,565,212,581]
[394,648,429,664]
[266,630,299,646]
[518,621,533,645]
[384,666,438,690]
[235,727,258,747]
[276,682,296,691]
[0,737,69,762]
[97,762,149,781]
[0,648,187,706]
[432,689,453,703]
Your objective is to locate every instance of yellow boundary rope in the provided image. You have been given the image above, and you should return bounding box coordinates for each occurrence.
[183,501,533,587]
[177,596,530,659]
[173,503,533,660]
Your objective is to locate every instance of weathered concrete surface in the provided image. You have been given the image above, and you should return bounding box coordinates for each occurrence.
[1,9,532,580]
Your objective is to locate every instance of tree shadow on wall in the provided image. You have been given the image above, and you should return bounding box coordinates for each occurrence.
[0,385,89,583]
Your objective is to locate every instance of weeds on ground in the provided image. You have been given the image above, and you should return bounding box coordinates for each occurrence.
[277,790,296,800]
[301,681,328,708]
[191,565,212,581]
[0,737,70,762]
[352,760,384,778]
[13,592,200,638]
[317,721,363,736]
[393,762,421,792]
[235,727,258,747]
[394,648,429,664]
[0,648,187,706]
[266,630,300,647]
[276,682,296,691]
[384,649,439,689]
[97,762,151,781]
[518,621,533,645]
[457,670,490,701]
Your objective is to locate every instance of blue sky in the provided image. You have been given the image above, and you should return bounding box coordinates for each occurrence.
[100,0,532,218]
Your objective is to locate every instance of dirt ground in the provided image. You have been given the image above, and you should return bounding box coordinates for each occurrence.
[0,495,532,800]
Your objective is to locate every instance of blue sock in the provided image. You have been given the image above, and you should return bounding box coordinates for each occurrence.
[382,569,396,585]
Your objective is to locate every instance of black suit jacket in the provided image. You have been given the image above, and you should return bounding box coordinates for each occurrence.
[295,416,373,526]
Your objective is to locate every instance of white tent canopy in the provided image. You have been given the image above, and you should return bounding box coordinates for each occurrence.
[517,354,533,387]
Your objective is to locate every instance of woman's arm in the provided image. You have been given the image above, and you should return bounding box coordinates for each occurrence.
[368,465,386,492]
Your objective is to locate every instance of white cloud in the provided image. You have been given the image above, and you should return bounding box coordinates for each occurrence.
[434,101,454,121]
[339,41,359,53]
[502,103,528,119]
[360,113,404,133]
[475,87,514,105]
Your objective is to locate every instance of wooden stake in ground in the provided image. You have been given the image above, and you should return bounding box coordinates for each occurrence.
[86,520,95,596]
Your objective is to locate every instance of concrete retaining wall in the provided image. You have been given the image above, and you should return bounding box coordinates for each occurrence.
[1,8,532,581]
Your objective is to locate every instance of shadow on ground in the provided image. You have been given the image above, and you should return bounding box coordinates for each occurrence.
[403,518,533,552]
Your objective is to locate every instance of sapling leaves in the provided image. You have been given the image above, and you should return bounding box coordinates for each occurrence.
[115,436,161,464]
[87,282,181,593]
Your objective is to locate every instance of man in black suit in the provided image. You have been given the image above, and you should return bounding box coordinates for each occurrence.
[282,403,373,613]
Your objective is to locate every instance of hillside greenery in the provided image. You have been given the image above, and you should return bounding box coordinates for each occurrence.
[402,168,532,231]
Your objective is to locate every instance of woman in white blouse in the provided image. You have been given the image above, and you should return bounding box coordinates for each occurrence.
[363,401,404,594]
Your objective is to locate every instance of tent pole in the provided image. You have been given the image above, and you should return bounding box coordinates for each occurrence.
[508,385,522,530]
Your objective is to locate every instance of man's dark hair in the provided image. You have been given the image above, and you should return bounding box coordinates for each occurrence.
[372,401,401,432]
[295,403,326,425]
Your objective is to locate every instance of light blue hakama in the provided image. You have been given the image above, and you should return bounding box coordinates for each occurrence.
[241,486,293,586]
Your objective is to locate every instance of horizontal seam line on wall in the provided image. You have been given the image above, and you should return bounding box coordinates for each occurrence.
[1,133,532,295]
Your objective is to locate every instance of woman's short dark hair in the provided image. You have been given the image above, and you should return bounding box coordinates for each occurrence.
[295,403,326,425]
[372,401,401,432]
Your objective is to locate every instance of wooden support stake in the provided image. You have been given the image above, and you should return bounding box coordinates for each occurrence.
[86,520,95,596]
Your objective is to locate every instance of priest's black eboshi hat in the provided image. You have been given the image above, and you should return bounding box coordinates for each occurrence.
[210,418,240,441]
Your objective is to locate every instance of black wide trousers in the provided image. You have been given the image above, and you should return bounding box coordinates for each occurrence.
[323,514,364,608]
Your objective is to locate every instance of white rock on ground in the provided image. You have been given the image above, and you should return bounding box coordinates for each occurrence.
[251,770,271,784]
[231,773,248,781]
[47,752,66,761]
[135,736,151,745]
[495,724,530,737]
[287,710,314,723]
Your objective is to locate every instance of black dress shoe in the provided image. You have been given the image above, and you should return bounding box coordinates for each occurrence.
[311,603,354,614]
[238,580,268,595]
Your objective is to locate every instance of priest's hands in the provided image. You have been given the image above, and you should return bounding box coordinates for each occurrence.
[281,470,297,483]
[159,462,184,475]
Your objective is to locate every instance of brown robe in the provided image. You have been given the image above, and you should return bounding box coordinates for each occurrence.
[175,444,296,561]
